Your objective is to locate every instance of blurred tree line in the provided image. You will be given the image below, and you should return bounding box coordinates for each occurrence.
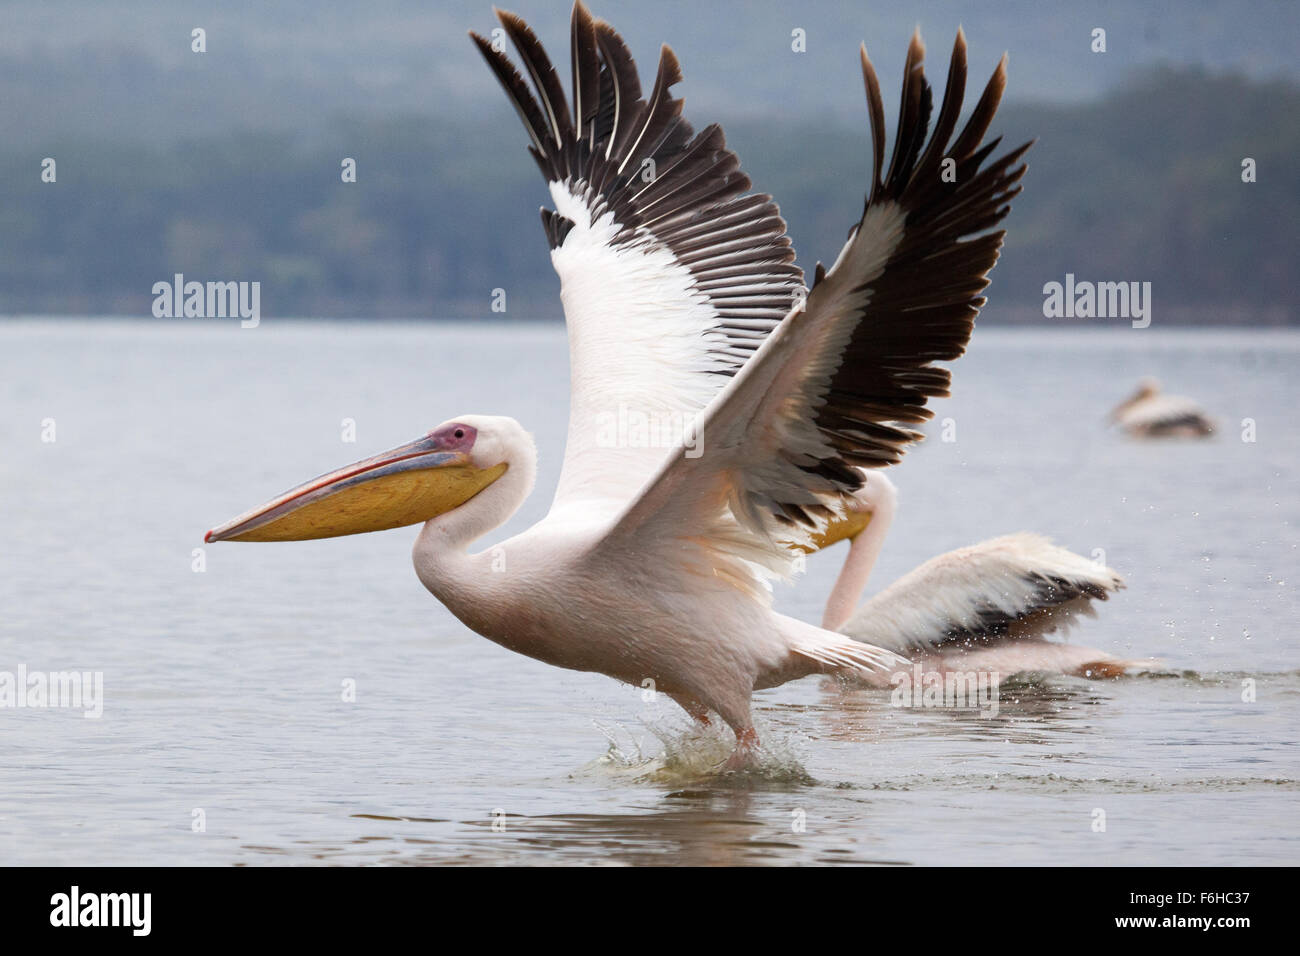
[2,66,1294,323]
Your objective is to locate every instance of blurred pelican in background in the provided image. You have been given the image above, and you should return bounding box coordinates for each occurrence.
[1109,377,1215,437]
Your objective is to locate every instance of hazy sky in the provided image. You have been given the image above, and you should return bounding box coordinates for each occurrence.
[5,0,1297,142]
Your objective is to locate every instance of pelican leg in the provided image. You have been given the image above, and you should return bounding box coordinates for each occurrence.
[668,693,712,727]
[669,693,761,771]
[701,694,762,771]
[721,727,761,772]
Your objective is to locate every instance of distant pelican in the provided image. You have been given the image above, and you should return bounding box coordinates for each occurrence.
[1109,377,1215,437]
[817,471,1141,679]
[207,3,1034,768]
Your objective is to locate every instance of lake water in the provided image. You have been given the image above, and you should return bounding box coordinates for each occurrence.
[1,319,1296,866]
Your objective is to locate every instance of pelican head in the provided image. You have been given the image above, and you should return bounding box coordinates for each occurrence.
[205,415,528,543]
[1108,376,1161,422]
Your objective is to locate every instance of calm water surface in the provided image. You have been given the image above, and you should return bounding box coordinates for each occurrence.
[1,320,1296,865]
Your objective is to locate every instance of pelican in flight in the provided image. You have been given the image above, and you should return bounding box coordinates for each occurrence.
[1109,377,1215,437]
[209,3,1059,767]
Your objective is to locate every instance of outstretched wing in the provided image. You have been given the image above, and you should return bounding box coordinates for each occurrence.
[471,3,804,514]
[598,30,1032,600]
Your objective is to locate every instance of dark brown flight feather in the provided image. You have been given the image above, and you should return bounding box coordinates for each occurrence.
[926,573,1113,650]
[470,2,803,374]
[784,29,1031,510]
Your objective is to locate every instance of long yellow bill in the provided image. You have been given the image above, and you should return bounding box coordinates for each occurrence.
[205,434,507,543]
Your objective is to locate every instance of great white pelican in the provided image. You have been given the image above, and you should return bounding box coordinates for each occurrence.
[1109,377,1215,437]
[207,3,1134,768]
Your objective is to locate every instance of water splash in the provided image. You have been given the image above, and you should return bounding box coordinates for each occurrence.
[574,716,814,787]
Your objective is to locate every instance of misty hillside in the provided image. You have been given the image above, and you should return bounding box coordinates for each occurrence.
[6,0,1297,140]
[3,65,1294,322]
[3,0,1296,323]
